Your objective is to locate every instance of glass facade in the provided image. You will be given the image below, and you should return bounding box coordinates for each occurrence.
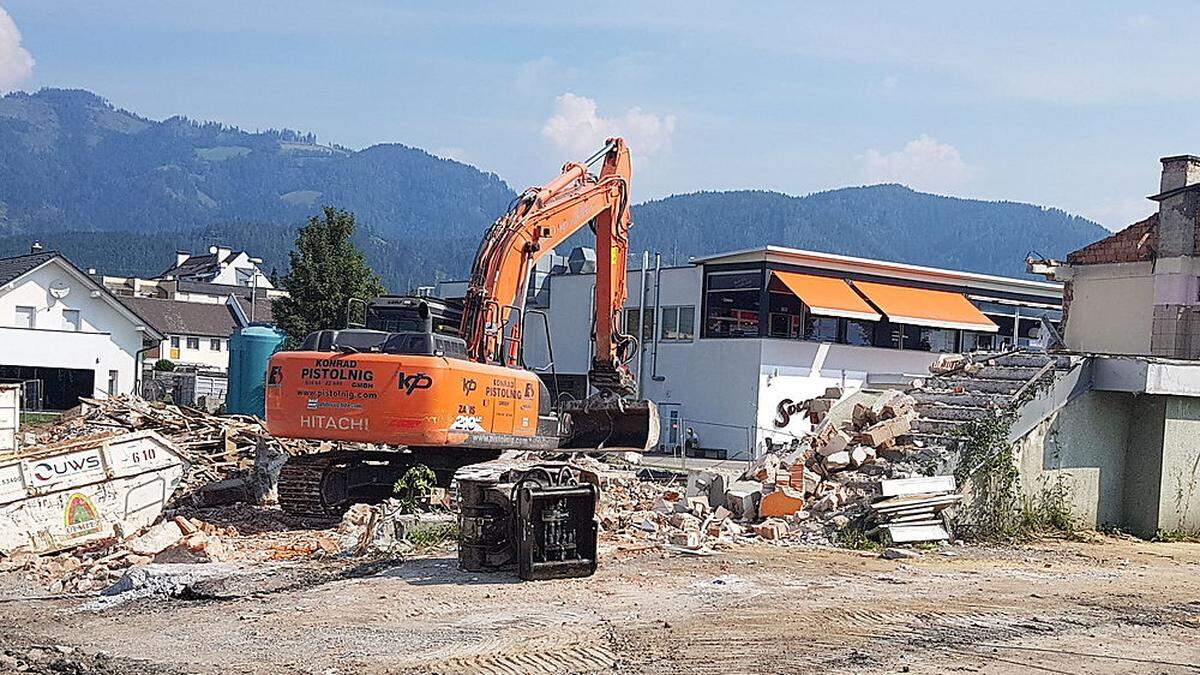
[702,264,1058,354]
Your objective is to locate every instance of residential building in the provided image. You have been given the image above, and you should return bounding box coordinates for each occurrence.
[0,249,163,410]
[118,296,255,372]
[89,244,280,375]
[159,245,276,290]
[438,245,1063,460]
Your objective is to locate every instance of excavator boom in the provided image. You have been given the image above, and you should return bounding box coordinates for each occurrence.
[461,138,636,394]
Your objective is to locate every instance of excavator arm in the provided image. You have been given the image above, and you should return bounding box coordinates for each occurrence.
[461,138,636,394]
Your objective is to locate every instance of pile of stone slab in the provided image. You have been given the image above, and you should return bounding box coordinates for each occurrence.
[868,476,961,544]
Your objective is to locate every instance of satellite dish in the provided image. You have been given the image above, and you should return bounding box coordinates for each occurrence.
[49,280,70,300]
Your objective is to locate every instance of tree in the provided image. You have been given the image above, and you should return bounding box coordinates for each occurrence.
[272,207,386,341]
[153,359,175,372]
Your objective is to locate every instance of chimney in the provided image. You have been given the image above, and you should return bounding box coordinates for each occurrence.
[1150,155,1200,358]
[1154,155,1200,258]
[30,242,43,254]
[175,250,190,267]
[208,244,233,261]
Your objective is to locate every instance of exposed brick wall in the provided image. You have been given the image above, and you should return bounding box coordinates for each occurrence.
[1066,214,1158,265]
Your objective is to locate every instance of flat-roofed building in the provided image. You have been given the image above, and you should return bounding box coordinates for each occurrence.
[439,245,1062,460]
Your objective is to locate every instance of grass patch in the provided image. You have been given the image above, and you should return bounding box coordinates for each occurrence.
[1154,528,1200,543]
[837,522,881,551]
[19,411,59,427]
[407,521,458,550]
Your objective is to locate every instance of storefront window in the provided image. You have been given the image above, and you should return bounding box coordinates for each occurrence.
[844,320,875,346]
[804,315,839,342]
[902,325,959,352]
[705,270,762,338]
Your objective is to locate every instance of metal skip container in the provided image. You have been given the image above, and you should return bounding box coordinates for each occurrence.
[0,431,187,555]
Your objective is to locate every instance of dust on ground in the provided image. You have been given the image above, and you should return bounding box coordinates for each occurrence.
[0,533,1197,674]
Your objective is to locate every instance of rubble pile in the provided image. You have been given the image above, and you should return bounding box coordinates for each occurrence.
[2,515,240,594]
[23,396,312,503]
[591,388,962,551]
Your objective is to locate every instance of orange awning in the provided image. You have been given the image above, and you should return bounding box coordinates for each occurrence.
[851,281,998,332]
[772,271,881,321]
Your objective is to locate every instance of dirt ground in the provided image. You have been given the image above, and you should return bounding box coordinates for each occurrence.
[0,534,1198,675]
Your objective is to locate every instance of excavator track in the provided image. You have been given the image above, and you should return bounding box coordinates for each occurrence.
[278,454,346,523]
[278,448,506,523]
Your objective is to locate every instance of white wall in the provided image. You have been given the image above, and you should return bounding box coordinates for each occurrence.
[159,334,230,370]
[0,259,150,397]
[207,252,274,289]
[1065,262,1155,354]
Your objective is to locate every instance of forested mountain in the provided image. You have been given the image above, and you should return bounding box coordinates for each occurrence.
[0,88,1109,289]
[631,187,1106,276]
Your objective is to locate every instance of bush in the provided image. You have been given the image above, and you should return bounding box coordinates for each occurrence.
[153,359,176,372]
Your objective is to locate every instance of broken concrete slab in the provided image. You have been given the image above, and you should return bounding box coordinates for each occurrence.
[817,429,851,457]
[124,521,184,557]
[880,475,956,497]
[724,481,763,521]
[823,450,851,471]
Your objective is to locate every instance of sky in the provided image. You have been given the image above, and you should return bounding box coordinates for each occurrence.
[4,2,1200,230]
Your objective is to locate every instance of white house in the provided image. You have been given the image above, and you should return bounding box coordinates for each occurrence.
[439,245,1063,460]
[118,296,253,372]
[0,250,164,410]
[159,245,275,290]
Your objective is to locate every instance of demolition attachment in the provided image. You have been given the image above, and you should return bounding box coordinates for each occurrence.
[559,396,660,452]
[456,461,598,580]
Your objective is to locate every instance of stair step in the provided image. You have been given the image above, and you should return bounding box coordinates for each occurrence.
[909,432,958,448]
[974,365,1047,381]
[911,390,1011,407]
[990,353,1075,369]
[915,418,969,434]
[915,404,994,421]
[926,377,1023,394]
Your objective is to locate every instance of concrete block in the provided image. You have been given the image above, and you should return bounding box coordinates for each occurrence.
[669,531,702,549]
[753,519,788,540]
[724,481,763,521]
[808,398,833,414]
[823,450,851,471]
[669,512,701,531]
[817,429,851,457]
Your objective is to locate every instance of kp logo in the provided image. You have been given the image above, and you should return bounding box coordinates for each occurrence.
[399,372,433,395]
[462,378,478,395]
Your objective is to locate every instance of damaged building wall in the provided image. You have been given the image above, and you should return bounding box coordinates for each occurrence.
[1015,388,1200,538]
[1016,390,1132,529]
[1160,397,1200,532]
[1062,261,1155,355]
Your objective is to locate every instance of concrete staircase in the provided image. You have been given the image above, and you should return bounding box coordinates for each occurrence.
[909,351,1079,447]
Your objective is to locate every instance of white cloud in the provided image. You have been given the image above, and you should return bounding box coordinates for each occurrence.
[861,134,973,194]
[0,8,33,92]
[541,92,676,162]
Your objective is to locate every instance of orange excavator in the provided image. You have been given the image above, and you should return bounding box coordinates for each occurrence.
[264,138,656,578]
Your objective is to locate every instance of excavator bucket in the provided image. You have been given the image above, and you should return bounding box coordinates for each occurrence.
[559,398,659,452]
